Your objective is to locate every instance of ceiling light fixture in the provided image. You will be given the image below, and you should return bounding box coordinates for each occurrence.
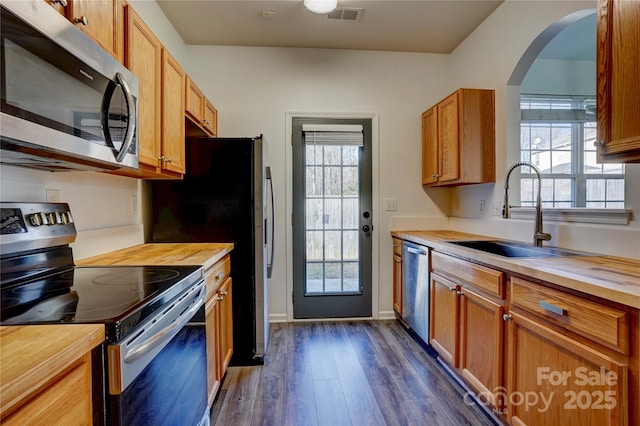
[304,0,338,14]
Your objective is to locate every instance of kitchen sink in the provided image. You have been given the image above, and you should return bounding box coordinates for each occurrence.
[447,240,590,258]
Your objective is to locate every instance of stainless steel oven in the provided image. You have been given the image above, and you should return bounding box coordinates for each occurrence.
[0,203,209,426]
[0,0,138,172]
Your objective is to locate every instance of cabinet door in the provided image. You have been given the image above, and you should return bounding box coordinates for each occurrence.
[3,353,93,425]
[506,312,628,426]
[393,253,402,315]
[437,92,460,183]
[203,100,218,137]
[125,6,162,169]
[69,0,117,59]
[430,272,459,366]
[185,77,205,124]
[422,107,439,185]
[459,286,504,408]
[205,294,220,406]
[596,0,640,162]
[218,278,234,378]
[44,0,66,15]
[161,50,186,175]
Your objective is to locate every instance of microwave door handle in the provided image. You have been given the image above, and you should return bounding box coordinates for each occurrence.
[114,72,136,163]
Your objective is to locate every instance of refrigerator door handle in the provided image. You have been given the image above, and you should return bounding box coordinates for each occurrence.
[266,166,275,278]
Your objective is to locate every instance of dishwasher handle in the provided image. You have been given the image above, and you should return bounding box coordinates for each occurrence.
[406,246,427,256]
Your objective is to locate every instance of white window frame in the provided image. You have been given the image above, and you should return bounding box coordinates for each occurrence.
[517,95,630,224]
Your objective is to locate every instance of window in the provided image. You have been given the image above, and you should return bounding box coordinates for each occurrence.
[520,95,625,208]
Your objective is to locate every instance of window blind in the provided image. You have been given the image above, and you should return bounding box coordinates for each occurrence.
[302,124,363,146]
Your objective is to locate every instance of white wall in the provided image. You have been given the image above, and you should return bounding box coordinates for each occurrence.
[521,58,596,95]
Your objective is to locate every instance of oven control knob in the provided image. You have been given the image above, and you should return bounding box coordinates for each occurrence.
[59,211,73,224]
[29,213,45,226]
[45,212,61,225]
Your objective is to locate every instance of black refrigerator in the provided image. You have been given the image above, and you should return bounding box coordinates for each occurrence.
[150,135,274,365]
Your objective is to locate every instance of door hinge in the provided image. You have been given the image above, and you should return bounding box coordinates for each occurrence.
[292,291,295,304]
[291,133,294,145]
[291,212,294,226]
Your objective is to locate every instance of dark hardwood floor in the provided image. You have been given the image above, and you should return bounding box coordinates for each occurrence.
[210,320,498,426]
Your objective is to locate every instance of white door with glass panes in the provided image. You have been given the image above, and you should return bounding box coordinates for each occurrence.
[292,118,372,319]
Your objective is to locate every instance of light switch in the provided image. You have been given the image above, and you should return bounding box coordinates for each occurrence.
[384,198,398,211]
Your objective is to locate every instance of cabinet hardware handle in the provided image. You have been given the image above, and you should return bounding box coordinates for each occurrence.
[52,0,68,6]
[539,300,567,316]
[216,271,225,281]
[456,290,463,296]
[220,290,228,296]
[74,16,88,26]
[449,287,457,292]
[593,140,606,147]
[502,313,512,321]
[165,158,173,164]
[158,155,165,162]
[394,259,401,264]
[217,295,224,301]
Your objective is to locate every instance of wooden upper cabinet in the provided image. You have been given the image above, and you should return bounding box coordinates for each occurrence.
[596,0,640,163]
[203,99,218,137]
[437,93,461,183]
[421,107,439,185]
[125,5,162,170]
[186,77,206,125]
[67,0,124,62]
[44,0,66,15]
[161,50,186,175]
[186,76,218,137]
[421,88,495,187]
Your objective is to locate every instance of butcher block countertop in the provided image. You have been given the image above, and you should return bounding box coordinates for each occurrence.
[76,243,234,270]
[392,230,640,309]
[0,325,104,418]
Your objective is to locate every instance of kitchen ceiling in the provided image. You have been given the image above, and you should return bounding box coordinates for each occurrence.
[156,0,505,54]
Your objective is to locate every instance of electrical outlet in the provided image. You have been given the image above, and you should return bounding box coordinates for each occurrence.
[384,198,398,211]
[491,199,502,216]
[45,189,60,203]
[130,195,138,215]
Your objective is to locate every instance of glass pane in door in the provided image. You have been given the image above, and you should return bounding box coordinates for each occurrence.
[304,145,360,294]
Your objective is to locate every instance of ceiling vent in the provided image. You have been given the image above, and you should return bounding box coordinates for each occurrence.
[327,7,363,21]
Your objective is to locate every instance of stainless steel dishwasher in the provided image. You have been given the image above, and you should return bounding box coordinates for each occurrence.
[402,241,430,344]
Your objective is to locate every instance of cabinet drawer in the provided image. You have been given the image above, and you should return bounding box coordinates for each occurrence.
[392,238,402,256]
[432,252,505,298]
[205,255,231,298]
[511,277,628,354]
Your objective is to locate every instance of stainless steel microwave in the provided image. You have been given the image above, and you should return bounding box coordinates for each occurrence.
[0,0,139,172]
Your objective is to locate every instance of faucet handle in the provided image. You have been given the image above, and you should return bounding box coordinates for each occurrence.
[535,232,551,242]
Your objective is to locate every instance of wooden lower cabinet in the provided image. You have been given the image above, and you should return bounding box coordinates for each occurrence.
[205,292,221,406]
[506,312,628,425]
[429,272,460,366]
[459,285,505,408]
[392,238,403,315]
[430,269,505,409]
[218,278,233,376]
[3,353,93,425]
[204,260,234,406]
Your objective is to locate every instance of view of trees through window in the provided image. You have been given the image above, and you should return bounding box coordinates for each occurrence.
[520,95,625,208]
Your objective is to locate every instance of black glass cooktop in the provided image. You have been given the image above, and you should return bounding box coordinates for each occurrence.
[0,265,203,341]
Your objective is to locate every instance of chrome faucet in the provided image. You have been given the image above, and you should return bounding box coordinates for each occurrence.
[503,161,551,247]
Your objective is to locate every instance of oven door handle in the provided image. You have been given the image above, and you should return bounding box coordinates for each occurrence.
[123,292,204,364]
